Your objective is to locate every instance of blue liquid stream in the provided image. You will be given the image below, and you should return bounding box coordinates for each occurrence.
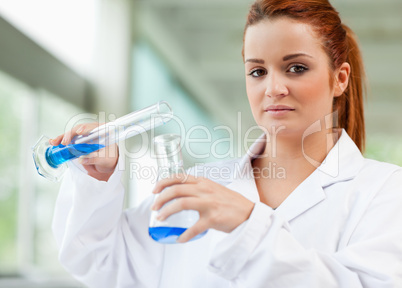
[149,227,207,244]
[46,143,105,168]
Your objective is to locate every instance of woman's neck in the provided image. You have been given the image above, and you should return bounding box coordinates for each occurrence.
[259,128,338,171]
[252,128,339,208]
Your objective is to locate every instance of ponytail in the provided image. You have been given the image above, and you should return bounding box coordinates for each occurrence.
[334,24,366,152]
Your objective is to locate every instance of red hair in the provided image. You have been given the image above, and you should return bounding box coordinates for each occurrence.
[243,0,366,151]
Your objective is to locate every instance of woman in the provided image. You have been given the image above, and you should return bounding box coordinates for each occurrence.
[51,0,402,287]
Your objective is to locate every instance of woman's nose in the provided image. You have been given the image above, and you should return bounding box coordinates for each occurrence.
[264,73,289,98]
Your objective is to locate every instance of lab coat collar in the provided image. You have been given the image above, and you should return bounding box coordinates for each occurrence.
[238,129,365,186]
[229,129,365,222]
[316,129,365,187]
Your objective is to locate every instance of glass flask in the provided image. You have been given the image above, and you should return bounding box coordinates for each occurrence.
[32,101,173,182]
[149,134,207,244]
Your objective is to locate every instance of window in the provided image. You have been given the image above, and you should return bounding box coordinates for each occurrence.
[0,0,98,74]
[0,70,84,285]
[129,41,232,206]
[0,1,95,286]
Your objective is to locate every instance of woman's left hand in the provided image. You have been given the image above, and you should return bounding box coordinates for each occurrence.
[151,174,255,243]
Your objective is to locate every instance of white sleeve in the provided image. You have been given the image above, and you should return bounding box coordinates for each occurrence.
[208,170,402,288]
[52,159,164,288]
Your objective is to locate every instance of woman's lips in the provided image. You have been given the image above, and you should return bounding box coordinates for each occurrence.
[265,105,295,116]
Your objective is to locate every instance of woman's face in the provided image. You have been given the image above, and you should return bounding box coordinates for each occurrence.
[244,18,339,136]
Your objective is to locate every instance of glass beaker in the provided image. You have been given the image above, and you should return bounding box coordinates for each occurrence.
[149,134,207,244]
[32,101,173,182]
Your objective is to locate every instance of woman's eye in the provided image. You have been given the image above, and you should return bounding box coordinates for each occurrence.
[288,65,308,74]
[248,69,266,77]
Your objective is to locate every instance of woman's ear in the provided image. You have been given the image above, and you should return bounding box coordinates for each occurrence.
[334,62,350,97]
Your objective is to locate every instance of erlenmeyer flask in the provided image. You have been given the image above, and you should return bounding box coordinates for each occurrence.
[149,134,207,244]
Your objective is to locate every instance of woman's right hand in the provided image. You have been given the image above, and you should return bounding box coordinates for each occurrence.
[49,123,119,182]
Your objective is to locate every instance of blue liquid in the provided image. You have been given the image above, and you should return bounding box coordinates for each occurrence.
[149,226,207,244]
[46,143,105,168]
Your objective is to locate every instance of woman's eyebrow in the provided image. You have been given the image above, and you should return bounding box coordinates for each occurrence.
[245,54,313,64]
[244,58,265,64]
[282,53,313,61]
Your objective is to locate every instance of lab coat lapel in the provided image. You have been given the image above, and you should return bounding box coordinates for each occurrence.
[274,171,326,222]
[225,154,326,222]
[225,170,261,203]
[224,130,364,223]
[275,130,364,222]
[317,130,364,187]
[224,134,266,203]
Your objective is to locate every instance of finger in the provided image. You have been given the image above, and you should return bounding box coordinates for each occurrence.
[177,220,209,243]
[77,144,117,159]
[78,157,94,165]
[61,125,83,145]
[77,122,104,136]
[152,184,198,211]
[96,145,119,159]
[49,134,64,146]
[79,151,118,169]
[50,129,78,146]
[78,153,105,165]
[152,174,199,194]
[61,123,98,145]
[152,174,189,194]
[156,197,201,221]
[80,152,99,159]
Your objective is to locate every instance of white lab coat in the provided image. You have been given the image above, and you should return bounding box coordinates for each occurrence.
[52,130,402,288]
